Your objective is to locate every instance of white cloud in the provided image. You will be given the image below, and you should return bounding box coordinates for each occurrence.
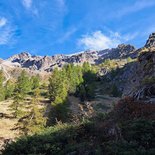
[22,0,32,9]
[78,31,122,50]
[0,17,7,27]
[78,31,138,50]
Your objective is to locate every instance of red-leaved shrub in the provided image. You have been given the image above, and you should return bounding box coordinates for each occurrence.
[113,97,155,121]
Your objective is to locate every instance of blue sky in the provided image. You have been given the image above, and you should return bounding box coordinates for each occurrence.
[0,0,155,58]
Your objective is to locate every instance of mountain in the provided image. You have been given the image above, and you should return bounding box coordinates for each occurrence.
[7,44,136,72]
[0,33,155,102]
[1,33,155,155]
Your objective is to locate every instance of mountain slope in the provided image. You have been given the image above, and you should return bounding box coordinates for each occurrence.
[1,33,155,155]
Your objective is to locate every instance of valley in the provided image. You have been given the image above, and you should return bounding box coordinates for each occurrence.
[0,33,155,154]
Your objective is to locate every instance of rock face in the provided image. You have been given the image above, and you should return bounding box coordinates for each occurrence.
[7,44,136,72]
[95,33,155,102]
[121,34,155,102]
[124,49,155,101]
[145,33,155,48]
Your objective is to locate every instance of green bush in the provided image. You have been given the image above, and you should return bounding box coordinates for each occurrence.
[142,77,155,85]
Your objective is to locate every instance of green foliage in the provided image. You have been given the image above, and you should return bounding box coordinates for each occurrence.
[16,70,32,98]
[121,119,155,148]
[127,56,133,63]
[77,63,96,101]
[31,75,40,90]
[48,64,97,123]
[48,68,69,123]
[18,88,46,135]
[109,84,122,97]
[49,68,68,104]
[142,77,155,85]
[4,118,155,155]
[64,64,83,94]
[10,70,31,118]
[10,91,24,118]
[3,121,97,155]
[4,80,15,99]
[107,119,155,155]
[100,59,116,70]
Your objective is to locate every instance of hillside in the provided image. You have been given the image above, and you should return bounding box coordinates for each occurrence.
[0,33,155,154]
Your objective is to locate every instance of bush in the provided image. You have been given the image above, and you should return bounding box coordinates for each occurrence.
[142,77,155,85]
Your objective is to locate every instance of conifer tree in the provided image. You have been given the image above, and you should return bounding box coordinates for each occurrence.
[16,70,31,98]
[10,71,30,118]
[48,68,69,123]
[49,68,68,104]
[18,88,46,135]
[10,91,23,118]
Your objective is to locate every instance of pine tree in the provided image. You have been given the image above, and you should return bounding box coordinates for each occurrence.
[48,68,68,104]
[16,70,31,98]
[10,91,23,118]
[18,88,46,135]
[48,68,69,123]
[64,64,84,94]
[10,71,30,118]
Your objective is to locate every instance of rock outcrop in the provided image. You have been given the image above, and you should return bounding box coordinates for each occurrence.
[145,32,155,48]
[122,34,155,102]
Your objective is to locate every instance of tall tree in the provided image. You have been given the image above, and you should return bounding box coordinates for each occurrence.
[16,70,31,98]
[48,68,69,123]
[18,88,46,135]
[10,91,23,118]
[10,70,30,118]
[48,68,68,104]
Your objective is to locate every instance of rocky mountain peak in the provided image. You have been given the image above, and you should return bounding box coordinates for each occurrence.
[117,44,136,57]
[145,32,155,48]
[8,52,32,63]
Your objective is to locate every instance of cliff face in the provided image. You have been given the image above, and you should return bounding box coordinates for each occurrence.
[121,33,155,102]
[145,32,155,48]
[123,49,155,102]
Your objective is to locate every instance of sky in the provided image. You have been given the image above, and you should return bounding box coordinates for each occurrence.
[0,0,155,59]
